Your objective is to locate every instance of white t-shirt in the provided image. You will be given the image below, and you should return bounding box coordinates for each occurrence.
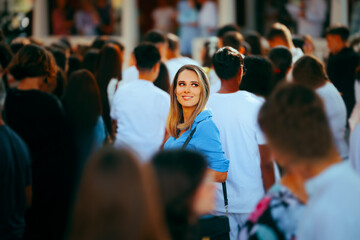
[316,82,348,159]
[207,91,267,213]
[198,1,218,28]
[297,161,360,240]
[107,78,118,107]
[122,66,139,84]
[209,69,221,94]
[166,57,200,84]
[152,7,175,32]
[350,123,360,174]
[110,79,170,162]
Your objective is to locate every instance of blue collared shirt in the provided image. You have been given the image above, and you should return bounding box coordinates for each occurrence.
[164,109,229,172]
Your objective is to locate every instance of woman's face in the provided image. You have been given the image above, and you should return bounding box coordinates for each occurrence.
[175,70,202,113]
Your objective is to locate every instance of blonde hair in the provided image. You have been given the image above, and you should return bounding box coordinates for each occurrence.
[166,65,210,137]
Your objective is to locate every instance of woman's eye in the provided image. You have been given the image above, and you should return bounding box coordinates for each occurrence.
[178,82,185,86]
[192,83,199,87]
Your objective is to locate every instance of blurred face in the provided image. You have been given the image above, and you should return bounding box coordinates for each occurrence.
[326,34,342,55]
[192,170,216,216]
[175,70,202,112]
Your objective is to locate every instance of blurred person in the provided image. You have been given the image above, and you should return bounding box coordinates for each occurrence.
[177,0,199,56]
[82,48,99,75]
[67,147,170,240]
[245,31,265,56]
[154,62,171,93]
[199,37,219,93]
[111,43,170,161]
[207,47,275,240]
[349,101,360,174]
[122,30,168,83]
[350,0,360,35]
[292,34,315,55]
[62,69,106,166]
[52,0,73,35]
[0,79,32,240]
[95,43,122,140]
[49,47,67,71]
[292,55,348,160]
[53,68,67,99]
[152,150,216,240]
[198,0,217,37]
[74,1,100,35]
[267,22,303,63]
[258,83,360,240]
[268,46,292,87]
[297,0,327,38]
[95,0,115,35]
[91,35,109,50]
[0,43,13,90]
[166,33,200,83]
[240,55,274,99]
[10,37,31,54]
[222,31,246,54]
[216,24,241,48]
[67,54,82,80]
[164,64,229,183]
[152,0,176,33]
[326,25,360,118]
[4,45,74,240]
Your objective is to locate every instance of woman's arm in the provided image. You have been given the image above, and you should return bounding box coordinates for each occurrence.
[208,169,227,183]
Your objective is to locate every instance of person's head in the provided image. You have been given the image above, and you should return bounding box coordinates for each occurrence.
[167,65,209,137]
[292,55,328,89]
[200,37,218,68]
[212,46,244,85]
[267,22,294,49]
[258,83,335,168]
[106,39,125,52]
[245,31,264,55]
[67,54,82,79]
[8,44,58,92]
[144,30,168,60]
[83,48,100,75]
[222,31,245,54]
[325,25,350,54]
[50,47,67,71]
[240,56,274,98]
[216,24,241,47]
[152,150,215,240]
[268,46,292,87]
[53,68,67,99]
[68,147,169,240]
[167,33,180,59]
[91,36,109,50]
[134,43,161,80]
[62,69,102,134]
[153,62,170,93]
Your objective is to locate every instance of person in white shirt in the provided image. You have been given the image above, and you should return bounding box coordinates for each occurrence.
[122,30,168,84]
[111,43,170,162]
[292,55,348,160]
[207,47,275,240]
[198,0,218,37]
[165,33,200,83]
[152,0,176,33]
[258,83,360,240]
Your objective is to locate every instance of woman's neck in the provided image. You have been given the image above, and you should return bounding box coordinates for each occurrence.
[17,77,43,90]
[182,107,195,123]
[280,170,308,204]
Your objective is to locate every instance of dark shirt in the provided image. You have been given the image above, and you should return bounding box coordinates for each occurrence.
[327,47,360,117]
[0,125,31,240]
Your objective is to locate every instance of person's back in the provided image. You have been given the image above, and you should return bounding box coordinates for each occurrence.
[326,25,360,117]
[207,47,274,239]
[111,43,170,161]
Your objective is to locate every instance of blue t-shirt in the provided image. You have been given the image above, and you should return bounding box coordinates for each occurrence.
[164,109,229,172]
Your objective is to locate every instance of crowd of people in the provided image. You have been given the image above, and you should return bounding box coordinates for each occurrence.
[1,18,360,240]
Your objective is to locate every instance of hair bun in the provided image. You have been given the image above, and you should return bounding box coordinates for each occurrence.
[9,64,28,80]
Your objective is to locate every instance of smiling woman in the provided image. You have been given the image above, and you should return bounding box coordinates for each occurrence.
[164,64,229,183]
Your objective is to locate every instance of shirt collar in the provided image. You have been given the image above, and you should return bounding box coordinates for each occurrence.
[305,161,349,197]
[194,109,212,124]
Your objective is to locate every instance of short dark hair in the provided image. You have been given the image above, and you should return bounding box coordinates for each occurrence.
[268,46,292,86]
[222,31,244,50]
[216,24,241,39]
[212,47,244,80]
[240,56,274,97]
[134,43,161,71]
[167,33,179,52]
[266,23,292,46]
[258,83,334,163]
[245,31,263,55]
[50,47,66,70]
[91,36,109,49]
[144,30,166,45]
[292,55,328,89]
[326,25,350,41]
[0,43,13,69]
